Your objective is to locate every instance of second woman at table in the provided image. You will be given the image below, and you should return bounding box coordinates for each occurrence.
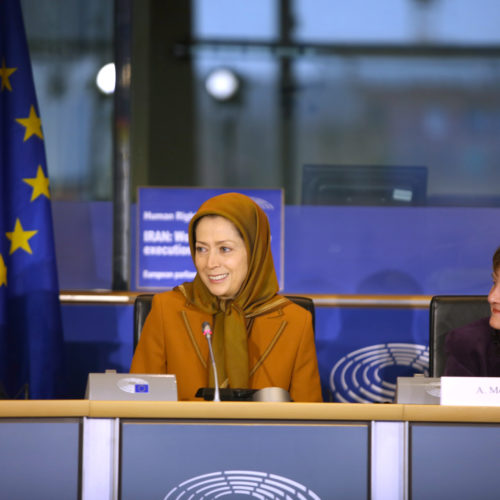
[444,246,500,376]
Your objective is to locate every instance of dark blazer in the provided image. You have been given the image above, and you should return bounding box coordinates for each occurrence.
[130,290,323,401]
[444,317,500,376]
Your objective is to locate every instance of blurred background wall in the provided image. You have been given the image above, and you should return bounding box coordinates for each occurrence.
[22,0,500,206]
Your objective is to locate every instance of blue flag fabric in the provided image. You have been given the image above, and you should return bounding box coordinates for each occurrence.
[0,0,65,398]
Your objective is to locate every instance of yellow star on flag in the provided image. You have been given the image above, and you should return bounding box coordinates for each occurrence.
[0,58,17,92]
[15,105,43,141]
[5,218,38,255]
[0,254,6,287]
[23,165,51,201]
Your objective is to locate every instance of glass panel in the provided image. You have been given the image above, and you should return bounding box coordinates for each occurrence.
[21,0,113,200]
[194,54,282,188]
[294,0,500,44]
[293,55,500,205]
[193,0,277,40]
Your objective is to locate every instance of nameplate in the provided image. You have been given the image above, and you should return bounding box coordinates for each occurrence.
[86,373,178,401]
[440,376,500,406]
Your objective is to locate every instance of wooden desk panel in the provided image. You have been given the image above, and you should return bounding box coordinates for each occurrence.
[2,401,500,423]
[2,401,500,500]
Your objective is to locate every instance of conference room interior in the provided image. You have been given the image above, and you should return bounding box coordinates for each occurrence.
[18,0,500,400]
[4,2,500,499]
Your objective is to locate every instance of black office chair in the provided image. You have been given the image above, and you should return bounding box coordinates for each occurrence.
[429,295,490,377]
[133,293,315,350]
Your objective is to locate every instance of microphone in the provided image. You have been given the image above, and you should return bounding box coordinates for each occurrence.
[202,321,221,402]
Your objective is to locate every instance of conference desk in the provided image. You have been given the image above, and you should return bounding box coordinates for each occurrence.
[1,401,500,500]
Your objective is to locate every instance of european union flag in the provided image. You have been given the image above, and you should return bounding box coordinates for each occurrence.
[0,0,64,398]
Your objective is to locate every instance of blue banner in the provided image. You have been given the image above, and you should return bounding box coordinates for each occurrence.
[0,0,64,398]
[136,187,284,290]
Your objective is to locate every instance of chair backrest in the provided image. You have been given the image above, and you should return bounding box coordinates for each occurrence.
[134,293,154,349]
[133,293,315,350]
[429,295,490,377]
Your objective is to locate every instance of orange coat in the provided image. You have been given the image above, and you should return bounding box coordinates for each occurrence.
[130,290,323,402]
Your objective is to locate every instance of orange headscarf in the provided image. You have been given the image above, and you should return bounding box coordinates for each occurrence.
[176,192,286,388]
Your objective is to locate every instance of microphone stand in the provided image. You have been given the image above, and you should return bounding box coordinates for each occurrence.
[203,322,221,402]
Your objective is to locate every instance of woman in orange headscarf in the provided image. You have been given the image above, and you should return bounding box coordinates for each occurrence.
[130,193,323,401]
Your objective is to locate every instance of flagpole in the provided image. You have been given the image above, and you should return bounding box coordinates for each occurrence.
[112,0,132,291]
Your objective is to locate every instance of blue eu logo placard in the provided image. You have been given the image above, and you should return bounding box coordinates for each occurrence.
[134,384,149,393]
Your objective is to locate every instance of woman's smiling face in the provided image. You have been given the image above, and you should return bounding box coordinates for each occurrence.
[194,215,248,300]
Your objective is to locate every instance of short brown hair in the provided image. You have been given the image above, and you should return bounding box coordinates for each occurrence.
[493,246,500,272]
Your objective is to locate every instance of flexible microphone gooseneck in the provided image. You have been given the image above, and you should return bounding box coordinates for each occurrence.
[202,321,221,402]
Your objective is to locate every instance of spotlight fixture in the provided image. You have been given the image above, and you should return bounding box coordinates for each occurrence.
[96,62,116,95]
[204,68,240,102]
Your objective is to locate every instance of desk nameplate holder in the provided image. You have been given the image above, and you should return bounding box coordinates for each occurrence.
[441,376,500,406]
[85,372,178,401]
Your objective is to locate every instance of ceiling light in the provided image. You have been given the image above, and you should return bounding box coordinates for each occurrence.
[96,62,116,95]
[205,68,240,101]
